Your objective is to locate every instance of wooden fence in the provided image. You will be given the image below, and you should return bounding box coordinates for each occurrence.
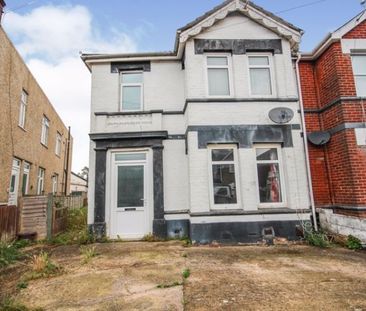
[0,204,18,241]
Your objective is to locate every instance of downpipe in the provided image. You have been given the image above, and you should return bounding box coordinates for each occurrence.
[295,53,318,231]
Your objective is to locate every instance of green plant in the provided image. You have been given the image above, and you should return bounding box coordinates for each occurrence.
[80,245,98,264]
[182,268,190,279]
[16,281,28,290]
[0,242,22,268]
[0,297,43,311]
[346,235,363,250]
[25,251,61,280]
[182,253,188,258]
[305,231,330,248]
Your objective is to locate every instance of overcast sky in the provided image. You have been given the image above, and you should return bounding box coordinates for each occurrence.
[2,0,364,173]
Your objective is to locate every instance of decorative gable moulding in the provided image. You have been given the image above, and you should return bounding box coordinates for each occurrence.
[178,0,302,51]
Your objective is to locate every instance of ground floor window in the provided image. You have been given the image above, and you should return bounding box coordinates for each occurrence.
[37,168,45,195]
[52,174,58,194]
[255,145,284,205]
[22,162,30,195]
[209,145,240,208]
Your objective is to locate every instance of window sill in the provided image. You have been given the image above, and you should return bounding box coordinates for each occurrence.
[40,142,48,149]
[258,204,287,209]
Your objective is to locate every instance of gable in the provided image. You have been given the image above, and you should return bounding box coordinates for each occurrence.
[343,19,366,39]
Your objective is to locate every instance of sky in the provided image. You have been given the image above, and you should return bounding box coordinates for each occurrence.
[2,0,365,173]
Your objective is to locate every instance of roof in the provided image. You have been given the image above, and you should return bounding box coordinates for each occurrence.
[301,10,366,60]
[81,0,303,68]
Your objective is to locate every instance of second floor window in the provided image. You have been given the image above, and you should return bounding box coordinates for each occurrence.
[19,90,27,128]
[121,72,143,111]
[55,132,62,156]
[207,56,231,96]
[41,116,50,146]
[351,55,366,97]
[248,55,273,96]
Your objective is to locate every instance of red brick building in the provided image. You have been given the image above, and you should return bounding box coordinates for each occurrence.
[299,12,366,242]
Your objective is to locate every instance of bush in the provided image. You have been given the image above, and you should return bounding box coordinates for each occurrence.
[305,231,330,248]
[346,235,363,250]
[0,240,29,268]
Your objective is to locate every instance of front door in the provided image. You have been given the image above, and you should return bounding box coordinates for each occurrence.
[110,152,151,239]
[8,159,21,206]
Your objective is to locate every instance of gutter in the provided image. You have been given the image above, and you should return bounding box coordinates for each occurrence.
[295,53,318,231]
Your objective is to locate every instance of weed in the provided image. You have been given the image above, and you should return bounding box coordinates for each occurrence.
[182,253,188,258]
[305,231,330,248]
[16,281,28,290]
[142,234,162,242]
[0,239,29,269]
[346,235,363,250]
[182,238,192,247]
[25,251,61,280]
[80,245,98,264]
[182,268,190,279]
[157,281,182,288]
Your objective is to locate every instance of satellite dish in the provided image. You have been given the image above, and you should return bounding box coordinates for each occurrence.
[268,107,294,124]
[307,131,331,146]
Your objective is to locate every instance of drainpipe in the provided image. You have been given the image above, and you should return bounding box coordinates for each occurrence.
[295,53,318,231]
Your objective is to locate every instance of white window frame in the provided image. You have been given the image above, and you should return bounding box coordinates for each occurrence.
[120,71,144,112]
[254,144,286,208]
[207,144,242,210]
[351,54,366,97]
[41,116,50,146]
[55,132,62,156]
[18,90,27,129]
[22,162,30,195]
[205,54,234,98]
[247,53,276,98]
[37,167,45,195]
[52,173,58,194]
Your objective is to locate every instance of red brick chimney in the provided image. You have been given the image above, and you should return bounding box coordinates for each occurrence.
[0,0,6,24]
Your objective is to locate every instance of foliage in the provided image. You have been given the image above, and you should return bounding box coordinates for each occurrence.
[346,235,363,250]
[182,268,190,279]
[16,281,28,290]
[305,230,330,248]
[0,240,30,269]
[24,251,61,281]
[50,207,94,245]
[80,245,98,264]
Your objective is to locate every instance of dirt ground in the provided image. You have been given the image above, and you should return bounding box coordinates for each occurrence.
[1,241,366,311]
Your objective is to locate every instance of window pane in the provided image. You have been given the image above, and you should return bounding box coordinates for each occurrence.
[208,68,230,96]
[355,76,366,96]
[257,163,282,203]
[249,56,269,66]
[250,68,272,95]
[115,153,146,161]
[117,165,144,207]
[122,86,141,110]
[256,148,278,161]
[207,56,228,66]
[352,56,366,75]
[122,72,142,83]
[10,175,16,192]
[22,173,28,195]
[212,164,237,204]
[212,149,234,161]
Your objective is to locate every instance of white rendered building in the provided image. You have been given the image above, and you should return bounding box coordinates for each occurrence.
[82,0,312,242]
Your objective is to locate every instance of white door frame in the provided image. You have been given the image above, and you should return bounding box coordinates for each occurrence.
[105,148,153,239]
[8,159,21,206]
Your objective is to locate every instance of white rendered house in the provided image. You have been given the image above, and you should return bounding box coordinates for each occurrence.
[82,0,312,242]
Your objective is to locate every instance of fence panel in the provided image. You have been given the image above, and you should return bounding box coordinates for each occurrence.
[0,204,18,241]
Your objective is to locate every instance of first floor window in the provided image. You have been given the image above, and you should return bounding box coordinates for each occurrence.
[351,55,366,97]
[22,162,30,195]
[255,146,283,204]
[207,55,231,96]
[209,146,239,207]
[55,132,62,156]
[52,174,58,194]
[37,168,45,195]
[248,55,273,96]
[19,90,27,128]
[121,72,143,111]
[41,116,50,146]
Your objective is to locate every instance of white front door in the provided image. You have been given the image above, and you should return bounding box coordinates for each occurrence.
[110,152,151,239]
[8,159,21,206]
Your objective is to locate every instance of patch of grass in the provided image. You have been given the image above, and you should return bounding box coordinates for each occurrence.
[346,235,363,250]
[182,268,190,279]
[157,281,182,288]
[16,281,28,290]
[0,297,43,311]
[305,230,330,248]
[24,251,61,281]
[181,238,192,247]
[0,240,29,268]
[80,245,98,264]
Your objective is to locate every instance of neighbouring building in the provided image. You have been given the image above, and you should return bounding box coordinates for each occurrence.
[70,172,88,194]
[299,11,366,243]
[83,0,313,242]
[0,3,73,207]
